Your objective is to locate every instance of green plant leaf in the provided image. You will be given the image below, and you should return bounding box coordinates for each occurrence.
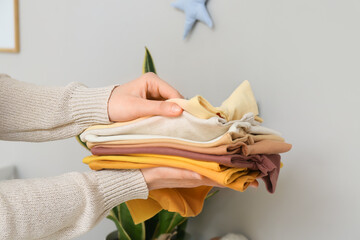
[76,135,90,150]
[205,189,220,200]
[119,203,146,240]
[144,212,159,240]
[143,47,157,74]
[107,213,131,240]
[154,210,187,238]
[112,205,120,221]
[173,219,188,240]
[106,230,119,240]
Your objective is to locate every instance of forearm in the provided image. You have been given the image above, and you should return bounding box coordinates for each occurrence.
[0,170,148,240]
[0,74,114,141]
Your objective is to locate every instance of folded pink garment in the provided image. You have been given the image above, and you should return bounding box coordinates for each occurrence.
[91,146,281,193]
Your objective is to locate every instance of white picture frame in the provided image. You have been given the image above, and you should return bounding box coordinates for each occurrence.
[0,0,19,53]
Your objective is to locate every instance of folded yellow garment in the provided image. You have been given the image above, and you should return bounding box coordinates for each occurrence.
[168,80,263,122]
[83,154,259,223]
[126,186,212,224]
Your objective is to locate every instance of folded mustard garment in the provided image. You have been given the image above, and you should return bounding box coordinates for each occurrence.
[126,186,212,225]
[84,154,258,189]
[83,154,259,224]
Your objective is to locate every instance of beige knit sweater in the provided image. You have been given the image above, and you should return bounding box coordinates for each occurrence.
[0,74,149,239]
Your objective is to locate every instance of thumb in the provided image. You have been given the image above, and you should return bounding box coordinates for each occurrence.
[137,99,183,118]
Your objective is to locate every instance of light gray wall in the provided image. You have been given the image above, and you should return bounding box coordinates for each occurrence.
[1,0,359,239]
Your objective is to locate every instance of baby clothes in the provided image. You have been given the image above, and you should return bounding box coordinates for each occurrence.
[81,80,290,223]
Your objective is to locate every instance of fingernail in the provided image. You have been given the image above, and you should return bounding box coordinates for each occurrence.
[192,172,202,179]
[171,104,182,113]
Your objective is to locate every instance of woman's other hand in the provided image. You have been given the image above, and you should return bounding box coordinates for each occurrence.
[141,167,224,190]
[108,72,184,122]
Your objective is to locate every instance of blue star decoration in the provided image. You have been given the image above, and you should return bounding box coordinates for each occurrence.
[172,0,213,39]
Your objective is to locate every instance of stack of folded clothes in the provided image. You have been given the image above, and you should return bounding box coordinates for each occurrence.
[80,80,292,224]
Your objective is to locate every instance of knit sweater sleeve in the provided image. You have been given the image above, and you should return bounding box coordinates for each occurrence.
[0,74,150,239]
[0,74,113,141]
[0,170,149,239]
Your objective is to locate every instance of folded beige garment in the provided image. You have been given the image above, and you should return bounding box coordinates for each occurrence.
[86,131,285,149]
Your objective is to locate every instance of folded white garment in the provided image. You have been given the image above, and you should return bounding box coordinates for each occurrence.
[82,133,224,144]
[80,112,281,143]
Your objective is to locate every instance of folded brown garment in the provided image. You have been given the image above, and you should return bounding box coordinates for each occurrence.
[90,139,291,156]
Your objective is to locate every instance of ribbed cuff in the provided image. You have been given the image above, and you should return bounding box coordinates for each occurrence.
[69,83,116,128]
[93,169,149,211]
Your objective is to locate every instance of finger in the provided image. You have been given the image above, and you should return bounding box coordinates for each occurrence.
[202,179,224,188]
[160,168,223,188]
[134,98,183,118]
[249,180,259,188]
[144,73,184,99]
[142,167,224,190]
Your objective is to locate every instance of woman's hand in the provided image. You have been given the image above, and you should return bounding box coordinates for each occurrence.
[141,167,224,190]
[108,72,184,122]
[141,167,259,191]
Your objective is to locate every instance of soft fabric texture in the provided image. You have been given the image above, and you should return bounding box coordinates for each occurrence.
[0,74,149,240]
[167,80,262,122]
[91,147,282,193]
[80,112,280,143]
[0,74,114,141]
[0,170,149,240]
[91,139,292,156]
[83,154,258,189]
[242,140,292,156]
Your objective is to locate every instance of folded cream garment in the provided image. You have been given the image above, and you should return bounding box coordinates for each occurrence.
[82,117,281,144]
[80,112,280,143]
[86,132,285,149]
